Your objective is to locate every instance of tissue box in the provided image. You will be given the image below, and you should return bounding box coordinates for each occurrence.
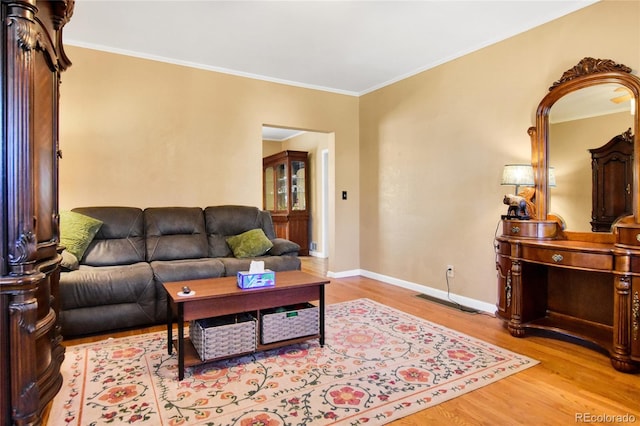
[237,270,275,289]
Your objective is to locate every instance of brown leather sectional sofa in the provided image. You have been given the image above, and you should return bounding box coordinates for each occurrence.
[59,205,301,337]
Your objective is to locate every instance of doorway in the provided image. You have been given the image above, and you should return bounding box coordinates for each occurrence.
[262,126,330,258]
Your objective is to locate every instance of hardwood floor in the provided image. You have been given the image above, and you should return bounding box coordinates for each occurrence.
[57,256,639,426]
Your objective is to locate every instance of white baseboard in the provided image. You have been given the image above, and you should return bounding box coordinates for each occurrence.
[327,269,361,278]
[326,268,495,314]
[309,250,327,258]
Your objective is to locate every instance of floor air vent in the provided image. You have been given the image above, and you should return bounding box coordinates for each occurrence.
[416,293,479,314]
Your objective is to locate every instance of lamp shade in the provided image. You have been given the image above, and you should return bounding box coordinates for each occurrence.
[501,164,557,190]
[501,164,534,187]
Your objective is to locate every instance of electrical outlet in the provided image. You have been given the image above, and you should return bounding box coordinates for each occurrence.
[446,265,454,278]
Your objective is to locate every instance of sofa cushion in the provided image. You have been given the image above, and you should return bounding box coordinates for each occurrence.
[205,205,277,257]
[59,262,155,310]
[150,258,226,322]
[59,262,156,337]
[150,258,226,283]
[226,228,273,258]
[220,255,301,276]
[145,207,208,261]
[269,238,301,256]
[60,303,155,337]
[59,210,103,260]
[73,207,146,266]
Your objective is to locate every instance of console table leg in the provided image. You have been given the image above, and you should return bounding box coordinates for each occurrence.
[508,259,525,337]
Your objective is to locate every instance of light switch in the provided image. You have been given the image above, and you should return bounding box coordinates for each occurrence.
[342,191,347,200]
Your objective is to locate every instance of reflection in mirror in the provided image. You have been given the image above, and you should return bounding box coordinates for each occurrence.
[548,84,634,232]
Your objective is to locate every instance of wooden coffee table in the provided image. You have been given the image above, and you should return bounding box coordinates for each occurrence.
[163,270,330,380]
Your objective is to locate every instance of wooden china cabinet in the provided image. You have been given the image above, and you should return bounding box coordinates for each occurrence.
[495,58,640,373]
[0,1,74,424]
[263,150,310,255]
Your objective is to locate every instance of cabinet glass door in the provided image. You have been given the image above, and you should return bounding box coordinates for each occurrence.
[264,166,274,210]
[291,161,306,211]
[276,163,287,210]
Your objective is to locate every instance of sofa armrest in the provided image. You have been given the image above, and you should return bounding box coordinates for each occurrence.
[269,238,301,256]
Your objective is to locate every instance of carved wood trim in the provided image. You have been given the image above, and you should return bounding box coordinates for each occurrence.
[613,275,631,356]
[633,290,639,341]
[5,12,38,274]
[621,127,634,144]
[9,292,39,425]
[549,57,633,91]
[507,259,525,337]
[528,126,545,221]
[506,270,512,308]
[50,0,75,31]
[51,0,75,70]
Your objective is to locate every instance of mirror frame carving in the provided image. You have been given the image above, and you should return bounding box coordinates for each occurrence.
[530,57,640,227]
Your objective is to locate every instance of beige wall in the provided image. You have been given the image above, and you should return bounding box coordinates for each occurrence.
[60,0,640,306]
[262,140,284,158]
[59,48,359,272]
[359,0,640,304]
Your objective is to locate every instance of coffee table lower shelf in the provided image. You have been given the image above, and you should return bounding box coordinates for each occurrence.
[173,334,321,367]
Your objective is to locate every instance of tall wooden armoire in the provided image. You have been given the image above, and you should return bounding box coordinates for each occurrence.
[589,128,634,232]
[0,1,74,424]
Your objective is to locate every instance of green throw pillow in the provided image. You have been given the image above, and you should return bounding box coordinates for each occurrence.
[59,210,103,261]
[226,228,273,258]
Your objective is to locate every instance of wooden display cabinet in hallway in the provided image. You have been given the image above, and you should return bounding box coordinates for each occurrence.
[263,150,310,255]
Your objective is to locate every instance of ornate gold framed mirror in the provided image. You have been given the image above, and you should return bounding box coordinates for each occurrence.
[529,57,640,234]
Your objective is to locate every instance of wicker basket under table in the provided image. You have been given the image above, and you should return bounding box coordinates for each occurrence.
[261,303,319,344]
[189,313,257,361]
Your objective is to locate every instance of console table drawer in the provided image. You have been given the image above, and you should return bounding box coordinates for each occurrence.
[495,240,511,256]
[616,226,640,248]
[502,220,558,239]
[521,246,613,270]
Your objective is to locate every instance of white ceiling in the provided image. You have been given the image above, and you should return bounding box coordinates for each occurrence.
[262,126,306,141]
[63,0,598,96]
[551,83,634,123]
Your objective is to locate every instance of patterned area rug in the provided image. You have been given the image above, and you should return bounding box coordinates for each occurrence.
[49,298,537,425]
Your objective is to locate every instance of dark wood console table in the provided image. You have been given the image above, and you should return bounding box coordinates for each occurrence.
[495,58,640,374]
[496,219,639,373]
